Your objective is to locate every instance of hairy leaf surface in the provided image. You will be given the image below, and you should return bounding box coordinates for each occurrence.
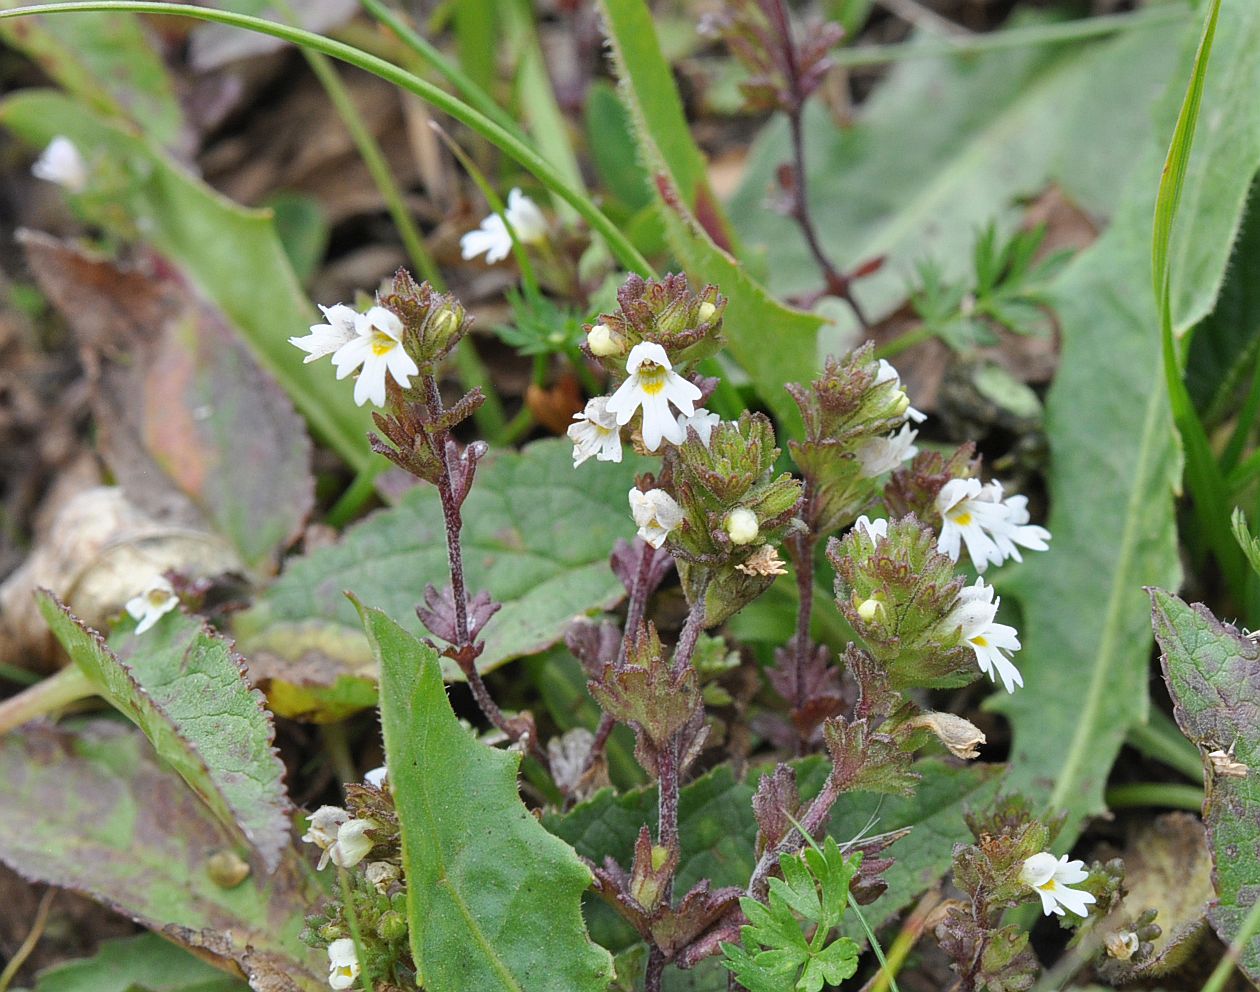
[0,719,323,991]
[1151,590,1260,983]
[38,593,291,872]
[367,605,614,992]
[237,439,645,681]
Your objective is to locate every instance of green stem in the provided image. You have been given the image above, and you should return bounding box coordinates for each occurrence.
[0,665,96,737]
[0,2,657,279]
[1201,893,1260,992]
[1125,711,1204,784]
[453,337,510,441]
[320,721,359,786]
[829,5,1191,70]
[0,662,39,686]
[358,0,523,138]
[1104,781,1203,811]
[301,46,443,289]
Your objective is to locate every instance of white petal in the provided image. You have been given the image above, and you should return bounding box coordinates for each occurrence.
[662,370,701,416]
[625,341,671,374]
[331,336,371,379]
[354,356,388,407]
[506,188,547,243]
[603,376,642,426]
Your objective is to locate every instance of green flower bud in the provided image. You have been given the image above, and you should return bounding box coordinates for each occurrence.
[378,910,408,943]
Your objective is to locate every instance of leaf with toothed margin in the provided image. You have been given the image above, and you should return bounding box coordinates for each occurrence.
[0,719,326,992]
[364,603,615,992]
[1150,589,1260,984]
[36,592,291,873]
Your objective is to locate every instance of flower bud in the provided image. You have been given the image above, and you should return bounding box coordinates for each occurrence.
[856,596,885,623]
[378,910,409,943]
[697,301,717,324]
[587,323,623,356]
[724,508,760,545]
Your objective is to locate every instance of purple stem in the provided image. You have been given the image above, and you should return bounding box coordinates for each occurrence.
[746,767,843,901]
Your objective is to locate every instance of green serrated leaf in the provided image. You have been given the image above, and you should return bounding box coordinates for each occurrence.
[31,933,248,992]
[0,719,325,991]
[547,757,1000,951]
[365,605,614,992]
[799,938,859,992]
[1232,507,1260,577]
[37,593,291,872]
[1150,590,1260,983]
[236,439,647,682]
[993,0,1260,842]
[0,3,184,148]
[0,90,373,474]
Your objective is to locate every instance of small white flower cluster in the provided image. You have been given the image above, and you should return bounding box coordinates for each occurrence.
[1021,852,1096,917]
[568,341,712,467]
[302,806,378,871]
[936,478,1050,573]
[125,576,179,635]
[855,360,924,478]
[630,488,684,549]
[459,188,548,264]
[853,516,1024,693]
[290,304,418,408]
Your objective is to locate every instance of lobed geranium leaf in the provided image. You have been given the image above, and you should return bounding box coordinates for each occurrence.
[546,757,1000,952]
[0,90,373,474]
[31,933,248,992]
[365,604,614,992]
[0,719,324,991]
[235,439,647,688]
[1150,590,1260,983]
[36,592,292,873]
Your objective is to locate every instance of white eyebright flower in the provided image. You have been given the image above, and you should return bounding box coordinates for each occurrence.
[630,488,684,549]
[605,342,702,451]
[329,305,419,408]
[302,806,350,869]
[853,515,888,543]
[945,577,1023,693]
[936,478,1051,572]
[328,818,378,869]
[327,938,360,990]
[677,408,720,447]
[32,136,88,192]
[874,359,926,423]
[124,576,178,635]
[568,396,623,467]
[1020,852,1096,918]
[857,423,919,478]
[460,188,548,263]
[290,304,359,363]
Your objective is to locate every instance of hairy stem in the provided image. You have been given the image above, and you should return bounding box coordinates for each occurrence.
[645,947,667,992]
[747,766,844,900]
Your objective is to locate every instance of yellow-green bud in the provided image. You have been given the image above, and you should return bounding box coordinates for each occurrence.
[891,391,910,417]
[587,323,622,357]
[650,844,671,871]
[378,911,408,943]
[856,596,885,622]
[431,306,459,338]
[724,508,760,545]
[697,301,717,324]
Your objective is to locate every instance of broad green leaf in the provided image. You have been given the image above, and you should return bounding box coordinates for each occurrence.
[235,439,646,681]
[546,757,1000,952]
[585,80,653,212]
[728,14,1186,320]
[32,933,248,992]
[37,593,291,872]
[0,719,324,991]
[365,605,614,992]
[1150,590,1260,983]
[597,0,823,427]
[992,0,1260,841]
[0,4,184,148]
[22,232,314,574]
[0,90,374,474]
